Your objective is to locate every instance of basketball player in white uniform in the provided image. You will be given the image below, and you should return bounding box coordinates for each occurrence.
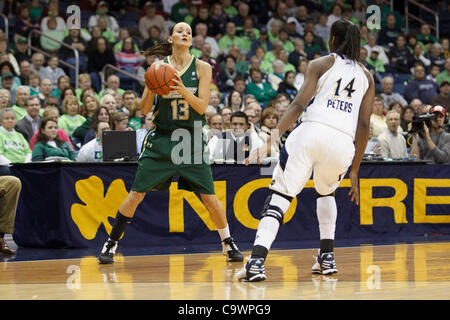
[236,19,375,282]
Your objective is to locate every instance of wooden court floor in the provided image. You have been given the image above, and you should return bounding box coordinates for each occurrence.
[1,242,450,300]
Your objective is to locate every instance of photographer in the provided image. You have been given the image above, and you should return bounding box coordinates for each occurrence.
[410,105,450,164]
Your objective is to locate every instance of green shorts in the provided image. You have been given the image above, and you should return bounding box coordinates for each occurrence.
[131,130,214,194]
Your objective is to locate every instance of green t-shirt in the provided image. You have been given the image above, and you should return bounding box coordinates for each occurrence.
[12,105,28,121]
[128,117,141,131]
[190,47,202,58]
[171,2,190,23]
[366,57,386,73]
[436,71,450,86]
[31,141,77,162]
[58,114,87,137]
[0,127,31,163]
[218,35,247,54]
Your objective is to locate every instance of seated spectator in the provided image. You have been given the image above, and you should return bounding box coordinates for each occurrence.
[193,5,222,40]
[190,35,204,58]
[0,61,21,94]
[15,2,40,41]
[31,118,76,161]
[76,121,111,162]
[209,90,224,112]
[436,58,450,86]
[268,60,285,91]
[285,17,302,43]
[288,38,308,71]
[227,90,244,113]
[15,96,42,142]
[0,175,21,256]
[366,48,386,84]
[140,25,162,52]
[60,28,88,77]
[378,110,409,159]
[217,55,243,94]
[404,63,439,105]
[98,75,124,100]
[410,105,450,163]
[81,105,112,145]
[388,101,404,117]
[72,94,101,144]
[294,58,308,91]
[11,86,30,121]
[100,93,118,116]
[87,37,116,93]
[40,0,66,33]
[29,105,73,150]
[417,24,439,52]
[88,1,120,39]
[406,33,426,57]
[75,73,97,104]
[219,107,232,130]
[205,114,224,141]
[243,107,260,134]
[278,49,296,74]
[0,108,31,164]
[40,56,66,91]
[50,75,71,103]
[427,43,446,71]
[112,111,132,131]
[277,71,298,102]
[248,101,262,128]
[295,5,308,35]
[401,105,415,132]
[115,37,141,73]
[126,98,142,131]
[38,78,53,106]
[139,1,167,41]
[58,96,86,138]
[364,32,389,66]
[218,21,246,56]
[370,96,387,138]
[407,43,431,73]
[303,31,322,60]
[409,98,423,115]
[249,28,272,60]
[207,111,263,163]
[427,63,441,83]
[315,13,330,45]
[380,76,407,108]
[40,16,65,54]
[18,60,31,86]
[0,38,19,76]
[258,107,281,158]
[194,23,220,59]
[388,34,412,75]
[0,88,11,109]
[377,13,402,47]
[27,70,41,97]
[30,52,45,75]
[245,68,277,107]
[326,4,342,29]
[136,112,154,155]
[137,53,157,89]
[170,0,189,23]
[431,81,450,109]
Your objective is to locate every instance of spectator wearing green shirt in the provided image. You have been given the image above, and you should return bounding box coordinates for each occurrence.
[218,22,247,56]
[278,29,295,55]
[0,108,31,164]
[40,17,64,54]
[245,68,277,107]
[170,0,189,23]
[58,96,86,138]
[264,40,284,70]
[236,17,260,54]
[366,49,386,73]
[222,0,238,19]
[436,58,450,86]
[12,85,29,121]
[417,24,438,51]
[32,118,77,162]
[267,19,282,42]
[303,31,323,60]
[190,35,204,58]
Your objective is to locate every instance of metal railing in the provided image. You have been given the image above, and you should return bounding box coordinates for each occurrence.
[405,0,439,39]
[0,14,8,41]
[27,29,80,89]
[101,64,140,91]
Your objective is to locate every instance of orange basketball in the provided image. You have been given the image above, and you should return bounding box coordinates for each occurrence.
[145,62,177,96]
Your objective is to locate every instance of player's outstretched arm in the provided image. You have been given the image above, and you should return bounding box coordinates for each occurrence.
[245,56,334,165]
[170,60,212,115]
[348,69,375,205]
[140,86,156,115]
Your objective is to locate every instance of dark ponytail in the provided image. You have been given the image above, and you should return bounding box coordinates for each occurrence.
[330,19,361,61]
[141,24,176,57]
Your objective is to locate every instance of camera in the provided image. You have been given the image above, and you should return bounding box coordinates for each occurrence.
[409,112,437,134]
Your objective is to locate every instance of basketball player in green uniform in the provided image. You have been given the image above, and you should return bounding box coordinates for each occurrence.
[98,22,243,264]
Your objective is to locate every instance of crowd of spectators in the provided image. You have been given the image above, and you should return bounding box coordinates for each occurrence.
[0,0,449,165]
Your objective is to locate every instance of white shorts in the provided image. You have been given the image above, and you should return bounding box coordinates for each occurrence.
[270,121,355,197]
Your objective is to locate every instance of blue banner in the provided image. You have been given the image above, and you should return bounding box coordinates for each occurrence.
[10,163,450,252]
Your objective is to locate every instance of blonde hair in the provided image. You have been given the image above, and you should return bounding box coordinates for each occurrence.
[78,73,91,84]
[43,105,60,119]
[61,96,80,115]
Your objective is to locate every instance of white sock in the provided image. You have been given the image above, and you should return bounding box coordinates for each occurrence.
[217,225,230,241]
[316,196,337,240]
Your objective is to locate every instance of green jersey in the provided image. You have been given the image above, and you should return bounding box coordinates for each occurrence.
[152,55,205,133]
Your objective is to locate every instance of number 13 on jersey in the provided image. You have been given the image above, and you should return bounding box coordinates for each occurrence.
[171,99,190,120]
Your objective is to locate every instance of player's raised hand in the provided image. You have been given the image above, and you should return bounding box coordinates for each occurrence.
[348,169,360,205]
[244,143,270,166]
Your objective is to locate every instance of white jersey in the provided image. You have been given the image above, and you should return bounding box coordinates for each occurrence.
[301,53,369,140]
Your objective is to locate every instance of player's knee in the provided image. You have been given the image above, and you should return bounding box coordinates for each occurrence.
[128,190,145,203]
[261,190,293,225]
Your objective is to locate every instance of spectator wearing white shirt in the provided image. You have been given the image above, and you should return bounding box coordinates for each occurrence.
[88,1,120,38]
[378,110,409,159]
[364,32,390,66]
[39,56,66,91]
[76,121,110,162]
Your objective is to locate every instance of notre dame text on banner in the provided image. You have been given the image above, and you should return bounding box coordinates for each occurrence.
[10,163,450,251]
